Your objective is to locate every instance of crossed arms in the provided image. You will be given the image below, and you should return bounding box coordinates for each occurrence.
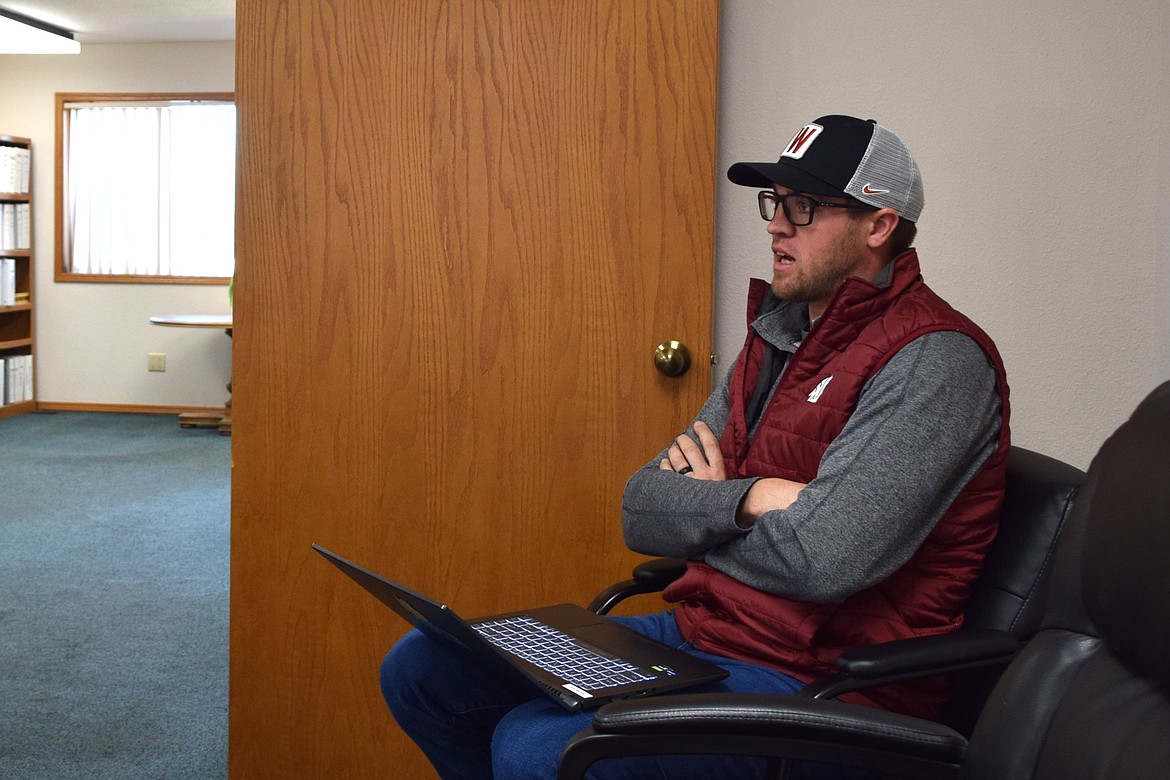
[621,330,1001,604]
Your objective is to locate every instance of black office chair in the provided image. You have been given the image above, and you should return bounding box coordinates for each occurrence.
[588,446,1082,734]
[560,386,1170,778]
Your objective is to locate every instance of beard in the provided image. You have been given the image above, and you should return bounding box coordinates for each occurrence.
[771,226,868,306]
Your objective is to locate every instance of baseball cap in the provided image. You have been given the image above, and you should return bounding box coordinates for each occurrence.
[727,115,924,222]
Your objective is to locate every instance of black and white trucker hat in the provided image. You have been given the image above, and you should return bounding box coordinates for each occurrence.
[728,115,924,223]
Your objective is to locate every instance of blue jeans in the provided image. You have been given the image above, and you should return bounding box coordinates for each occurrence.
[380,611,867,779]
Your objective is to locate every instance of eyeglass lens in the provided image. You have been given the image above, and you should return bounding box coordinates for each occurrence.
[757,191,814,226]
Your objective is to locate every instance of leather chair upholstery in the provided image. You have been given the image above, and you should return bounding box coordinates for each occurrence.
[960,382,1170,777]
[559,384,1170,778]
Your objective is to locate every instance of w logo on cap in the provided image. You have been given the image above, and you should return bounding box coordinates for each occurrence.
[781,123,824,160]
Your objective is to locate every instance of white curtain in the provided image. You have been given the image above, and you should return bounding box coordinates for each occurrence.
[66,102,236,277]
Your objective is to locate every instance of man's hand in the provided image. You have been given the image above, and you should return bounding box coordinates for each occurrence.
[656,420,806,530]
[735,477,805,529]
[659,421,727,480]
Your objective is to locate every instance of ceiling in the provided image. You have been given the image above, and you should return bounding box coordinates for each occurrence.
[1,0,234,44]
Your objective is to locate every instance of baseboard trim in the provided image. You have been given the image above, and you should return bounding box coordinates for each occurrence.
[36,402,225,415]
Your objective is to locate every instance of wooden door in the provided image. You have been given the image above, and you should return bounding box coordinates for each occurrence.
[230,1,718,777]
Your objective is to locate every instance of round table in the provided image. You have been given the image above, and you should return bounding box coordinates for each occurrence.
[149,314,233,435]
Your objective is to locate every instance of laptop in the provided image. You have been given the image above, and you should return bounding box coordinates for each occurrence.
[312,544,728,712]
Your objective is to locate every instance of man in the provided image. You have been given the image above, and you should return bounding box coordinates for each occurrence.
[382,114,1009,778]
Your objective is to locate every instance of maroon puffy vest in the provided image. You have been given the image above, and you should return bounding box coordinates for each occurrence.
[666,250,1011,718]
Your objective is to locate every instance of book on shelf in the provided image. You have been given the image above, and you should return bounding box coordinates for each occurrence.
[0,202,30,249]
[1,257,15,306]
[0,353,33,405]
[1,145,31,194]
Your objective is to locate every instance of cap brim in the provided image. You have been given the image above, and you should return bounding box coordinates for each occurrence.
[727,160,848,199]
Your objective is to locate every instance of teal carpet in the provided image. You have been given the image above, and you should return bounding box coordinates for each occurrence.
[0,411,230,779]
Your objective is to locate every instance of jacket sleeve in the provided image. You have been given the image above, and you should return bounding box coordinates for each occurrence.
[699,330,1002,603]
[621,365,761,557]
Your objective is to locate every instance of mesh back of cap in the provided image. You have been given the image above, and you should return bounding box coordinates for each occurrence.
[845,124,924,222]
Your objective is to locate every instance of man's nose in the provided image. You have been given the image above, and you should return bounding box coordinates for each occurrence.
[767,209,794,237]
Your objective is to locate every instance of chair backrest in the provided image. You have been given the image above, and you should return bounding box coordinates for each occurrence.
[940,445,1083,733]
[964,446,1084,637]
[962,381,1170,778]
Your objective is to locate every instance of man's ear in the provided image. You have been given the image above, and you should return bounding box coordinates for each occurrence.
[865,208,900,250]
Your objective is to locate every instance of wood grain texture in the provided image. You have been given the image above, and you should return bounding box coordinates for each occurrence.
[231,1,718,776]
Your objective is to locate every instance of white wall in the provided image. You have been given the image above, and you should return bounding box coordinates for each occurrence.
[715,0,1170,469]
[0,42,235,410]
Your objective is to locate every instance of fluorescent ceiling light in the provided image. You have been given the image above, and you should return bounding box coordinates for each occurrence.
[0,7,81,54]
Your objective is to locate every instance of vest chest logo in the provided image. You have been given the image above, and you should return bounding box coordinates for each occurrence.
[807,375,833,403]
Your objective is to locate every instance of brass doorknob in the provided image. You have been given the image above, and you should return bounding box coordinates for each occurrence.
[653,341,692,377]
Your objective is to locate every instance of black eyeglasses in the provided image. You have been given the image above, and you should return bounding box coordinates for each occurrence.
[757,190,871,226]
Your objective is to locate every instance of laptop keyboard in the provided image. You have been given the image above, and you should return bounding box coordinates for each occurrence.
[473,615,655,691]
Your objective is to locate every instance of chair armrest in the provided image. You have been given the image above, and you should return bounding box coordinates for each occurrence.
[587,557,687,615]
[631,557,688,587]
[558,692,966,779]
[800,628,1020,700]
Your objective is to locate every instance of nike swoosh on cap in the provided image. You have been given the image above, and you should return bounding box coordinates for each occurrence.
[862,184,890,195]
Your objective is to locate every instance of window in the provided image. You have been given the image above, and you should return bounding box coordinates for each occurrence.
[55,93,236,283]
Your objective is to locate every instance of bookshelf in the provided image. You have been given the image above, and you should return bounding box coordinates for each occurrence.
[0,135,34,418]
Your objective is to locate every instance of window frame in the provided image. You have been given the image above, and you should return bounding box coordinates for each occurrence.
[54,91,236,285]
